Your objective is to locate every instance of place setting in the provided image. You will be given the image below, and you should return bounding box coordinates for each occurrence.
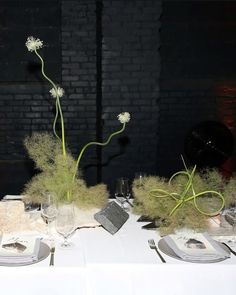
[144,212,236,264]
[145,220,236,264]
[0,234,50,267]
[157,231,231,263]
[0,181,134,267]
[0,196,57,267]
[0,193,99,267]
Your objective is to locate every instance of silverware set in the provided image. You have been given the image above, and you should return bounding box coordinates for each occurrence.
[47,239,236,267]
[148,239,166,263]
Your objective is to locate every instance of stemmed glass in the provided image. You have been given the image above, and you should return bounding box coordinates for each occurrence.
[225,208,236,242]
[56,203,75,248]
[115,178,132,210]
[135,172,146,187]
[41,192,57,240]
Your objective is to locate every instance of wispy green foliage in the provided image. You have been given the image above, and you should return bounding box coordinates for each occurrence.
[223,177,236,208]
[133,168,235,235]
[133,176,209,234]
[24,37,132,208]
[23,133,108,208]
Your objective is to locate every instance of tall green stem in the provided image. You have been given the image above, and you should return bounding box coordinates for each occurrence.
[34,50,66,156]
[72,123,126,182]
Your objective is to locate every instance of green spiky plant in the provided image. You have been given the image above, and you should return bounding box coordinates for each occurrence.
[132,161,234,235]
[23,37,130,207]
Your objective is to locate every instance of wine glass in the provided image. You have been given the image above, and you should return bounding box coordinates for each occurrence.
[56,203,75,248]
[225,208,236,242]
[115,178,131,210]
[41,192,57,239]
[135,171,146,187]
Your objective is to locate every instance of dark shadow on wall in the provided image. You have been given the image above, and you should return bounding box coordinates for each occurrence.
[0,160,35,199]
[158,1,236,177]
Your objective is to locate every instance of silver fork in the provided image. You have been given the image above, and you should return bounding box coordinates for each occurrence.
[221,242,236,256]
[49,246,55,266]
[148,239,166,263]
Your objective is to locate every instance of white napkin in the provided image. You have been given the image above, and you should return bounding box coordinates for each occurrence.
[2,195,23,200]
[164,232,230,262]
[0,235,40,264]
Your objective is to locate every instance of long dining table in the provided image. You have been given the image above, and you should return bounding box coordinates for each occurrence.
[0,206,236,295]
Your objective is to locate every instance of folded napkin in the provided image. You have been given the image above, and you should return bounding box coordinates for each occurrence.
[3,195,23,201]
[0,235,40,264]
[164,232,230,262]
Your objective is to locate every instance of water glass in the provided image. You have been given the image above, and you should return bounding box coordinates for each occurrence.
[135,172,146,187]
[41,192,57,239]
[225,208,236,242]
[115,178,131,210]
[56,203,75,249]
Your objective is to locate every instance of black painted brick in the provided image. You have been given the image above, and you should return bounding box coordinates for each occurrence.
[0,0,162,194]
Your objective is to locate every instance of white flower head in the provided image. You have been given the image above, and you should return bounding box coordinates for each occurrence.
[49,87,65,98]
[117,112,131,124]
[25,36,43,52]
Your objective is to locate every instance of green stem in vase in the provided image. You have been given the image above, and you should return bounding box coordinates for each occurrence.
[25,37,131,204]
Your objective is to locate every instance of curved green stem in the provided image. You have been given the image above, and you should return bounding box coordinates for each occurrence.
[150,160,225,218]
[169,199,184,216]
[149,188,179,201]
[53,98,60,141]
[72,123,126,182]
[34,50,66,156]
[169,168,194,202]
[193,190,225,216]
[169,170,188,184]
[170,190,224,216]
[180,166,196,199]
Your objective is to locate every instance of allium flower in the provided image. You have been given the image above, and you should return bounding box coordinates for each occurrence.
[49,87,65,98]
[117,112,131,124]
[25,36,43,52]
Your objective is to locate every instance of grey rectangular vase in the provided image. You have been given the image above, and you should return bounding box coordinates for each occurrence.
[94,201,129,234]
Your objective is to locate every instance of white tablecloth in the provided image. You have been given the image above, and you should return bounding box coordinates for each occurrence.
[0,211,236,295]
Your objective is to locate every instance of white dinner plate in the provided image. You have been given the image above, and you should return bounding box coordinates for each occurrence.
[0,242,50,267]
[158,238,230,263]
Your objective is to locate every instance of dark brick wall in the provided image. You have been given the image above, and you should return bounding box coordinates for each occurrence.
[0,0,61,196]
[158,1,236,176]
[61,0,98,184]
[3,0,236,198]
[102,0,161,191]
[0,0,162,197]
[0,0,61,81]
